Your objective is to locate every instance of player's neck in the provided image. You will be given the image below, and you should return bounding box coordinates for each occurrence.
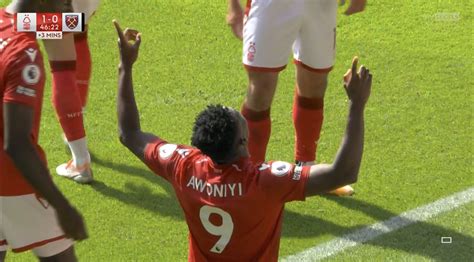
[233,147,249,162]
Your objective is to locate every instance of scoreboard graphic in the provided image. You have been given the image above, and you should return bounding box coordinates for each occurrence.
[15,13,85,39]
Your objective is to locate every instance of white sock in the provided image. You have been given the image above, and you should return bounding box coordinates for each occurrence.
[67,137,91,166]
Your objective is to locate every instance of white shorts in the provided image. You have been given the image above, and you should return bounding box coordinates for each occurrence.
[243,0,337,72]
[73,0,100,24]
[0,194,73,257]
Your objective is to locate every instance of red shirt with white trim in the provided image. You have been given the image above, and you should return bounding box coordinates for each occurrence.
[144,138,310,261]
[0,9,47,196]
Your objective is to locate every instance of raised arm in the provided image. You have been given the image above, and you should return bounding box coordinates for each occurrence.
[114,20,158,161]
[3,103,87,240]
[305,57,372,196]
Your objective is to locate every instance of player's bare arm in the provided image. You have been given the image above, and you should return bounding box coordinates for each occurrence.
[343,0,367,15]
[3,103,87,241]
[305,57,372,196]
[226,0,243,40]
[114,20,158,161]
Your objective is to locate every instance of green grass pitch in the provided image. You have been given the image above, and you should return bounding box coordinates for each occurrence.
[1,0,472,261]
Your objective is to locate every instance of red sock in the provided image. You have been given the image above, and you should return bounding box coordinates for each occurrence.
[74,31,91,107]
[241,105,271,165]
[293,93,324,162]
[50,61,86,141]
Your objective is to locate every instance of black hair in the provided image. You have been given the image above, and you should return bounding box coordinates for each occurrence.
[191,105,238,164]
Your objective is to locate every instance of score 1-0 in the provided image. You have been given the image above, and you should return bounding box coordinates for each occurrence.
[15,13,84,39]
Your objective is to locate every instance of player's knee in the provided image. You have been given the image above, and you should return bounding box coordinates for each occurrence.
[297,72,329,98]
[246,73,278,109]
[248,71,279,86]
[245,94,272,111]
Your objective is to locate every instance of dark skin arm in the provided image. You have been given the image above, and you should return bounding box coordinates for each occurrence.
[114,20,158,161]
[3,103,87,240]
[305,57,372,196]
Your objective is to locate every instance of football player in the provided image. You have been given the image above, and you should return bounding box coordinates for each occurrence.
[114,21,372,261]
[226,0,367,196]
[1,0,87,260]
[43,0,100,184]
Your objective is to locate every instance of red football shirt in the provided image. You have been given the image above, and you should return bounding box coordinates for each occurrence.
[144,139,310,261]
[0,9,47,196]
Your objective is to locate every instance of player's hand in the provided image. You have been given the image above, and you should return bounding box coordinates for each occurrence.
[113,20,142,68]
[343,57,372,106]
[344,0,367,15]
[226,6,244,40]
[55,204,88,241]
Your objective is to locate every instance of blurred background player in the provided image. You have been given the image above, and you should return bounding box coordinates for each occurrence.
[226,0,367,196]
[113,21,372,261]
[43,0,100,184]
[0,0,87,260]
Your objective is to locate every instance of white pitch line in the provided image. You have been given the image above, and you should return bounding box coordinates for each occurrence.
[283,187,474,262]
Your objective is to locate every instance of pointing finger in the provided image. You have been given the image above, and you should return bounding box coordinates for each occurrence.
[113,20,125,43]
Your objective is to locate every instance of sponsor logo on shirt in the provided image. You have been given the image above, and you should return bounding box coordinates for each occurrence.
[66,111,83,119]
[25,48,38,62]
[21,64,41,85]
[293,165,303,181]
[159,144,177,160]
[271,161,291,177]
[16,85,36,97]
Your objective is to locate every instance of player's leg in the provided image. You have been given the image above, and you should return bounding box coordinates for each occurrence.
[0,251,5,262]
[293,0,353,196]
[241,72,278,165]
[74,31,91,108]
[293,66,329,164]
[293,0,337,164]
[241,0,301,164]
[72,0,100,107]
[43,34,92,184]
